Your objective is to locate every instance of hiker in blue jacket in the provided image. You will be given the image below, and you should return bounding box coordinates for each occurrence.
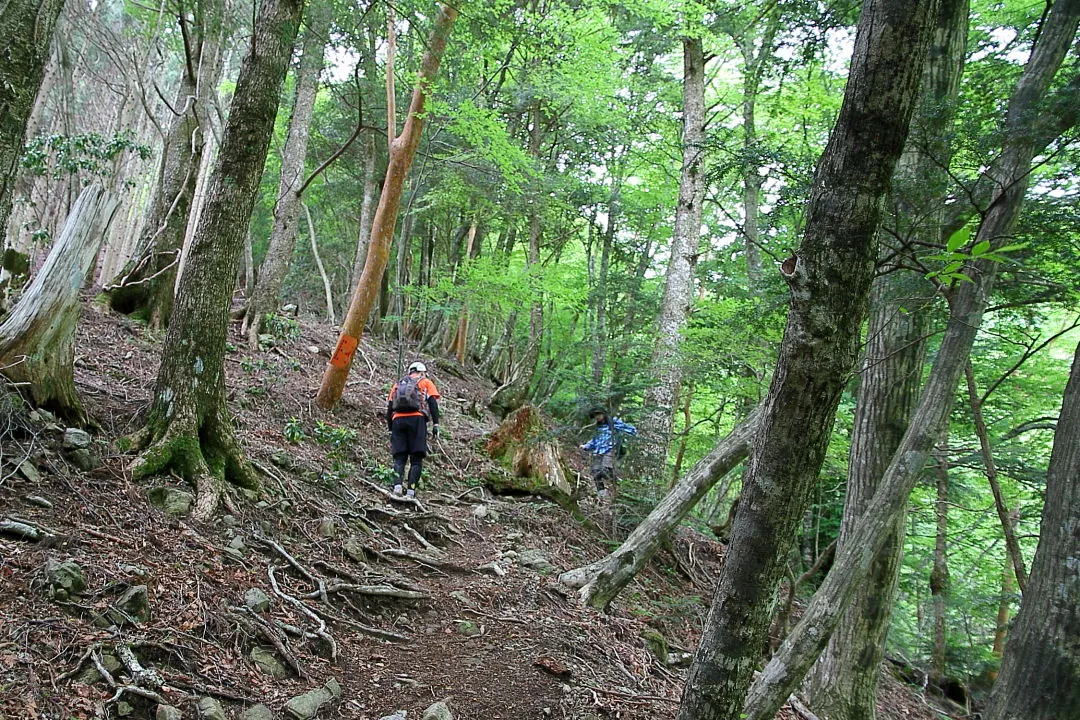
[580,407,636,499]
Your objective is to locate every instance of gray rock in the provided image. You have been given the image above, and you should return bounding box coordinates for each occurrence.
[517,549,556,575]
[239,705,274,720]
[471,504,489,519]
[422,701,453,720]
[455,620,481,638]
[197,697,228,720]
[250,646,289,678]
[228,535,246,551]
[244,588,271,613]
[476,562,506,577]
[109,585,150,625]
[316,517,336,538]
[69,448,96,470]
[448,590,472,606]
[147,487,194,516]
[34,408,58,424]
[284,678,341,720]
[17,461,41,483]
[116,701,135,716]
[44,558,86,600]
[120,564,151,579]
[62,428,92,450]
[378,712,407,720]
[24,495,52,508]
[155,705,183,720]
[221,514,240,527]
[78,652,121,684]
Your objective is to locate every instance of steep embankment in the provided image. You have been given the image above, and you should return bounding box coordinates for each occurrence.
[0,302,944,720]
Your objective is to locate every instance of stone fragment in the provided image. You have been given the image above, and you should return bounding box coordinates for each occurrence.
[69,448,96,470]
[517,549,555,575]
[455,620,481,637]
[62,428,92,449]
[284,678,341,720]
[44,558,86,600]
[250,646,289,678]
[109,585,150,625]
[244,588,271,612]
[17,461,41,483]
[240,705,274,720]
[147,487,194,515]
[422,701,453,720]
[197,697,228,720]
[155,705,183,720]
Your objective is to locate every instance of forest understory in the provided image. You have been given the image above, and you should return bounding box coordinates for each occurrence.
[0,304,950,720]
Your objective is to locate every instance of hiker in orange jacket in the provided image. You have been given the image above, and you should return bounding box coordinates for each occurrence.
[386,361,441,498]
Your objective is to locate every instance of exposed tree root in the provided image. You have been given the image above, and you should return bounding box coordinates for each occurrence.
[127,407,259,521]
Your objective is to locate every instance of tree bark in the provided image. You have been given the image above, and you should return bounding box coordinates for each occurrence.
[106,4,225,330]
[983,338,1080,720]
[637,37,705,481]
[930,439,950,685]
[127,0,304,521]
[244,1,330,346]
[0,184,117,423]
[740,4,1080,715]
[559,407,759,609]
[802,0,967,715]
[304,202,334,325]
[676,0,940,717]
[0,0,65,247]
[316,3,457,409]
[350,132,378,292]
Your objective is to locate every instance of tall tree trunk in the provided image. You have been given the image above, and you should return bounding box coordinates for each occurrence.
[316,4,457,409]
[304,202,334,325]
[802,1,967,716]
[670,381,695,483]
[676,1,940,717]
[0,184,117,423]
[0,0,65,251]
[740,4,1080,715]
[559,407,760,609]
[591,169,619,385]
[105,0,225,329]
[127,0,304,521]
[350,132,378,291]
[930,440,950,684]
[983,339,1080,720]
[244,1,330,346]
[637,37,705,481]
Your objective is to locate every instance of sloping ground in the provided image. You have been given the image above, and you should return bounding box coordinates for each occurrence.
[0,301,948,720]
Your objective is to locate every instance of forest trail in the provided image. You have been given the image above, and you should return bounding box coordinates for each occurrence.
[0,302,944,720]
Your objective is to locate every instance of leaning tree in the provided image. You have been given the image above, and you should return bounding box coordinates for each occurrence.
[676,0,941,716]
[126,0,304,519]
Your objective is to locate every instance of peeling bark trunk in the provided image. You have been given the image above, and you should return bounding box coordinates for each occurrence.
[983,339,1080,720]
[637,37,705,481]
[740,4,1080,715]
[304,203,334,325]
[559,407,759,609]
[0,184,117,423]
[930,441,950,684]
[317,4,457,409]
[676,1,940,717]
[128,0,304,521]
[244,2,330,346]
[350,132,378,292]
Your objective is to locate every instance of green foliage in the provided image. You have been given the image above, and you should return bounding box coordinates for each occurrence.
[21,131,151,180]
[283,417,306,443]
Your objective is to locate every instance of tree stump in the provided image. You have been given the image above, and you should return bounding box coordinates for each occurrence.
[0,184,118,423]
[485,404,576,508]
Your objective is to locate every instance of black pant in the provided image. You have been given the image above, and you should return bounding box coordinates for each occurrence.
[390,415,428,489]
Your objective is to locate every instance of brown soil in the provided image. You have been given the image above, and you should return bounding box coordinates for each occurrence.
[0,301,951,720]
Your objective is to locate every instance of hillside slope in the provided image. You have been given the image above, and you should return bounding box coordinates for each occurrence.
[0,303,943,720]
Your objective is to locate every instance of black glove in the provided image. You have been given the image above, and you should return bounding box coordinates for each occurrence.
[432,424,440,439]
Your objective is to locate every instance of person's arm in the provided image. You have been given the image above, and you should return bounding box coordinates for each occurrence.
[428,397,440,425]
[386,401,394,430]
[614,418,637,435]
[581,436,595,451]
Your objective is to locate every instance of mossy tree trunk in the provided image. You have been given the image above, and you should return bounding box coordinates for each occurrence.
[104,0,225,330]
[0,184,117,423]
[243,1,331,346]
[0,0,64,242]
[802,1,967,715]
[676,0,940,717]
[128,0,304,520]
[741,3,1080,716]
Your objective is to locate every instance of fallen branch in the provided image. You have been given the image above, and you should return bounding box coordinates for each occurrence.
[233,606,308,680]
[0,519,50,541]
[267,565,337,660]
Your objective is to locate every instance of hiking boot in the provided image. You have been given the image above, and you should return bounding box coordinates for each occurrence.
[597,488,608,500]
[406,488,416,499]
[392,485,404,497]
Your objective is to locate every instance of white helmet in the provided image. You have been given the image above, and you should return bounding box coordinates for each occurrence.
[407,361,427,374]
